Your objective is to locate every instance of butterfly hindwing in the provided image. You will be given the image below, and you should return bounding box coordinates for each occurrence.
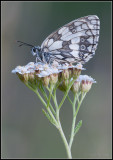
[41,15,100,64]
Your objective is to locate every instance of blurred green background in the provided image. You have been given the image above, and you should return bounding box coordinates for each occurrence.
[1,1,112,159]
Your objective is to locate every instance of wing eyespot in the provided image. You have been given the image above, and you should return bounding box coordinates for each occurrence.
[80,45,86,50]
[81,37,85,42]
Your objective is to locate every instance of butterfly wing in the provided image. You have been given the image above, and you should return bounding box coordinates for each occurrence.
[41,15,100,64]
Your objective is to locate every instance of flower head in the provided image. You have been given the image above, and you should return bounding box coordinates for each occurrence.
[12,62,84,88]
[77,75,96,92]
[71,81,80,93]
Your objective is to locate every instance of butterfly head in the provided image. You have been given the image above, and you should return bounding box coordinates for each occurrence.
[31,46,41,56]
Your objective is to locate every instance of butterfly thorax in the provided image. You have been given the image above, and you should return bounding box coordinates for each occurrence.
[31,46,53,63]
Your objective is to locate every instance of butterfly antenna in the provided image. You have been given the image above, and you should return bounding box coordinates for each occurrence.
[17,40,34,47]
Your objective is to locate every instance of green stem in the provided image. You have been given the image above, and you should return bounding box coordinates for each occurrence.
[47,86,57,105]
[25,83,47,107]
[35,89,58,126]
[47,86,58,111]
[74,92,86,118]
[47,84,54,108]
[53,88,59,110]
[56,109,72,159]
[42,90,56,116]
[39,84,56,116]
[67,95,73,105]
[51,90,72,159]
[26,83,58,126]
[58,79,75,109]
[47,107,58,126]
[69,94,77,149]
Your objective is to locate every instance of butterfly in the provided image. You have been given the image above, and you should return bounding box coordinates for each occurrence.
[17,15,100,64]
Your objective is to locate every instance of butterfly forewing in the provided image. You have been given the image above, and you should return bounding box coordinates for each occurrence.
[41,15,100,64]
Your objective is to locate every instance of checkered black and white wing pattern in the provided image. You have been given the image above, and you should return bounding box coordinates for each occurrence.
[41,15,100,64]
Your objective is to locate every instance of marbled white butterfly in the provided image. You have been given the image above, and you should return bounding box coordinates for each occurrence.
[17,15,100,64]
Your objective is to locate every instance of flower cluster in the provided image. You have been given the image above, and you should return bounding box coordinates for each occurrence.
[12,62,85,88]
[12,62,96,93]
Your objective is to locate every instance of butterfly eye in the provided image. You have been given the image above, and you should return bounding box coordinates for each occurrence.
[33,46,41,53]
[33,48,36,52]
[31,47,38,56]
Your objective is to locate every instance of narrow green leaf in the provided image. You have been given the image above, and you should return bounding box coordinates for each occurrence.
[74,120,82,136]
[42,109,56,126]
